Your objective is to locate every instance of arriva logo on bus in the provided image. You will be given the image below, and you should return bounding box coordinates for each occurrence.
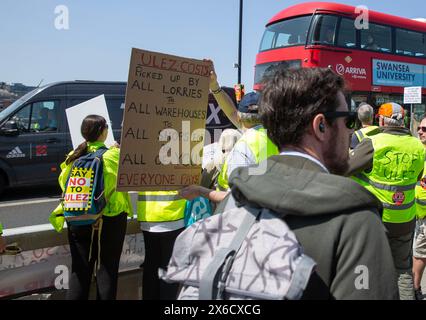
[336,64,367,80]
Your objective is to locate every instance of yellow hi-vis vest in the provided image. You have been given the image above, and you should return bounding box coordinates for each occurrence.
[352,133,425,223]
[217,126,279,191]
[137,191,186,223]
[354,126,379,143]
[415,159,426,219]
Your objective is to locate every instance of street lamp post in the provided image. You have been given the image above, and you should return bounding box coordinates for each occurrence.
[238,0,243,84]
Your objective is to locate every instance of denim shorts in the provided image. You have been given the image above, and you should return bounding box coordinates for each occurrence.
[413,218,426,258]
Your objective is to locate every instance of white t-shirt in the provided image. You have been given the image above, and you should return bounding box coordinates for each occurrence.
[279,150,329,173]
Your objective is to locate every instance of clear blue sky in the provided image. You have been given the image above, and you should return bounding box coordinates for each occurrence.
[0,0,425,91]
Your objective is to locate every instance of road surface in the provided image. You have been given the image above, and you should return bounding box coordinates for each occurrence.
[0,185,61,228]
[0,186,138,229]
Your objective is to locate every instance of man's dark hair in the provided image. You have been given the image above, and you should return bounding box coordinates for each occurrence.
[259,67,346,148]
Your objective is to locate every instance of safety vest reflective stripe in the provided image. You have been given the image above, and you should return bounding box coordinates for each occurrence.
[382,200,415,210]
[354,173,417,192]
[355,130,364,142]
[416,198,426,206]
[137,191,186,223]
[356,172,416,210]
[138,194,182,201]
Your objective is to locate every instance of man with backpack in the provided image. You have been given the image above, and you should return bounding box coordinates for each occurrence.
[164,67,398,299]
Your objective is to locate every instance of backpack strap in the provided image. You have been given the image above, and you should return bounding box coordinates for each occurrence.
[88,146,108,274]
[90,147,108,200]
[286,254,316,299]
[199,201,262,300]
[223,193,238,212]
[93,146,108,158]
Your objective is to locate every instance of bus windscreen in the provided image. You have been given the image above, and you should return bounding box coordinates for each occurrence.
[259,16,311,51]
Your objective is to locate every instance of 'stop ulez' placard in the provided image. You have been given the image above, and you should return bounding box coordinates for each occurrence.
[117,48,211,191]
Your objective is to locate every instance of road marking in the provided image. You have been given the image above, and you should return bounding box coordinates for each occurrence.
[0,198,59,208]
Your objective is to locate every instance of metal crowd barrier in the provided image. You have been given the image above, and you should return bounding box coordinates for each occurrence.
[0,218,144,299]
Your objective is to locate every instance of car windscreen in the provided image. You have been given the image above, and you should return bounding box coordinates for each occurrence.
[254,60,301,85]
[0,87,44,124]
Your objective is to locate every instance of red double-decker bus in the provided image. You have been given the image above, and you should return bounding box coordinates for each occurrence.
[255,2,426,116]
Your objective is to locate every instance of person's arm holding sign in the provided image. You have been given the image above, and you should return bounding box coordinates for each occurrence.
[207,60,241,129]
[179,185,228,203]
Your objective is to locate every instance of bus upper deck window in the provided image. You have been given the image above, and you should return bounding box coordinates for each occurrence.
[337,18,356,48]
[396,29,424,57]
[365,34,380,51]
[361,23,391,52]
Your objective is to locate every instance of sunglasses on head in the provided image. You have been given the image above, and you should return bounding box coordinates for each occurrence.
[418,126,426,133]
[322,111,358,129]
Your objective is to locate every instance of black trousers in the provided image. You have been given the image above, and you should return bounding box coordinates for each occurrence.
[142,228,184,300]
[66,212,127,300]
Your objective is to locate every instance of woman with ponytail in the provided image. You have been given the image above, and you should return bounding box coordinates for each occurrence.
[49,114,133,300]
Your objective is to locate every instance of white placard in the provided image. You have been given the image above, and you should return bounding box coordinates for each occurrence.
[65,95,115,149]
[404,86,422,104]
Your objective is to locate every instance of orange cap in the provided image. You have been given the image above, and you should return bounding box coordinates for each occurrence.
[378,102,405,120]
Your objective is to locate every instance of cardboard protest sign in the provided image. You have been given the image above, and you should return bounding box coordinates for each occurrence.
[117,48,211,191]
[66,95,115,149]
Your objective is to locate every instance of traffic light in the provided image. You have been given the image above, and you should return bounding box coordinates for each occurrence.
[234,84,245,103]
